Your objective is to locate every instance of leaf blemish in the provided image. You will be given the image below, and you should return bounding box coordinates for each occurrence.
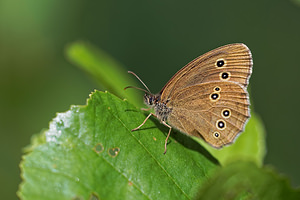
[153,137,157,141]
[108,106,111,110]
[93,143,104,154]
[108,147,120,157]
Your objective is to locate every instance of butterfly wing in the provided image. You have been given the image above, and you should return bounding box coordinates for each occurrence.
[160,43,252,147]
[160,43,252,102]
[167,81,250,148]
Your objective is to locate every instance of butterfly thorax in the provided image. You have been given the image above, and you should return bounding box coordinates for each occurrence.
[144,93,172,121]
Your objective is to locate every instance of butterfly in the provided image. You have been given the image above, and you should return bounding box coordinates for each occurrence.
[126,43,252,154]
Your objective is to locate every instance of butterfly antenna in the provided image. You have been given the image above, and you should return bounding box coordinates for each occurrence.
[126,71,152,93]
[124,86,151,94]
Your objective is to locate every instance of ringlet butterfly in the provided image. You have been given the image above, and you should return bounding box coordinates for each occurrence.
[125,43,252,154]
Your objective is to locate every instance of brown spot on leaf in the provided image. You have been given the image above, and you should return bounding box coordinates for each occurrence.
[93,143,104,154]
[108,147,120,157]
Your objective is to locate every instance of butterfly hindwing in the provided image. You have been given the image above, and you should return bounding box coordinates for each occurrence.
[167,81,250,147]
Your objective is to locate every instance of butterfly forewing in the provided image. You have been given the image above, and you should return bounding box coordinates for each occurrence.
[160,43,252,102]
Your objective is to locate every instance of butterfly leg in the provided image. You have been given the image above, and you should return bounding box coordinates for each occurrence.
[131,113,156,131]
[161,121,172,154]
[132,113,172,154]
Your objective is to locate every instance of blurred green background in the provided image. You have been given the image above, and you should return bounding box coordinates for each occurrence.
[1,0,300,199]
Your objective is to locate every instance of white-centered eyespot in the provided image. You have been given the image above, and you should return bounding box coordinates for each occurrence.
[213,132,220,138]
[215,58,226,68]
[216,119,226,130]
[221,109,231,118]
[210,93,220,101]
[219,71,231,81]
[214,86,221,92]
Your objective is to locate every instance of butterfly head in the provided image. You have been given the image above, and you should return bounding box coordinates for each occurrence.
[144,93,159,107]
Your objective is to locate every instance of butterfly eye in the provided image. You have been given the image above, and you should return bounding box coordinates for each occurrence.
[213,132,220,138]
[216,120,226,130]
[144,95,154,105]
[222,109,231,118]
[216,59,226,67]
[149,97,153,103]
[220,72,230,80]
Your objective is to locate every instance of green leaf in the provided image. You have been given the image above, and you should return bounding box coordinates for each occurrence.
[195,161,300,200]
[66,41,142,107]
[18,91,218,200]
[195,112,266,166]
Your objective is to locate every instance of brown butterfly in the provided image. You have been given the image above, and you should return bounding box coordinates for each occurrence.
[126,43,252,154]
